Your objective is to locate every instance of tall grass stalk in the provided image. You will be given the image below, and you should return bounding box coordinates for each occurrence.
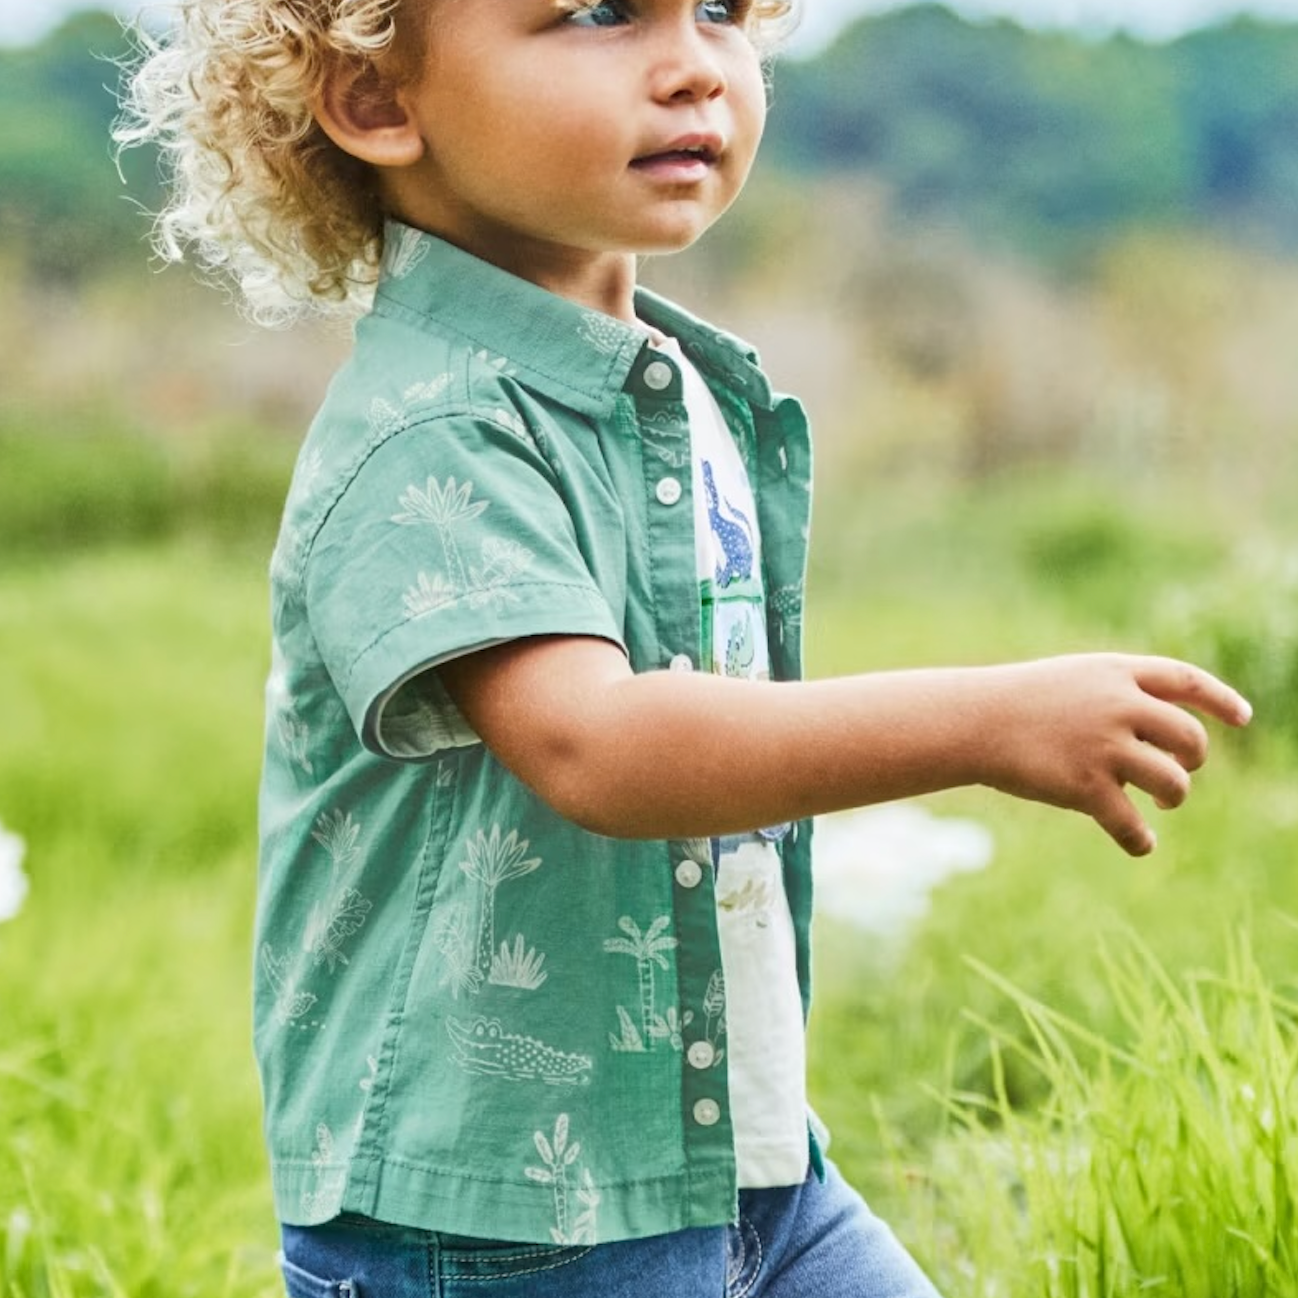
[908,931,1298,1297]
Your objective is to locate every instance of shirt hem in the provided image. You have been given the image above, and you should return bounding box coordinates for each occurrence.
[272,1155,739,1245]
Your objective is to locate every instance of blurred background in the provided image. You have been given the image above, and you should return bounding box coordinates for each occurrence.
[3,3,1298,1294]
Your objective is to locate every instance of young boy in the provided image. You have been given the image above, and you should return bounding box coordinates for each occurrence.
[119,0,1251,1293]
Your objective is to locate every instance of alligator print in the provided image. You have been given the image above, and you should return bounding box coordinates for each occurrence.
[446,1016,593,1086]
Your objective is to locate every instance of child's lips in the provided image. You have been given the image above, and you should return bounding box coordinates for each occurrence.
[630,134,723,179]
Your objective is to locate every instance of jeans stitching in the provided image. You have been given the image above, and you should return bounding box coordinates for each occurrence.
[443,1246,594,1282]
[441,1248,576,1264]
[729,1216,763,1298]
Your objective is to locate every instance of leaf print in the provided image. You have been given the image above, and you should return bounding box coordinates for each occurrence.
[260,942,318,1025]
[488,934,549,990]
[360,1055,378,1094]
[311,809,362,873]
[371,377,455,437]
[466,536,535,610]
[681,839,712,867]
[460,827,543,983]
[312,1123,335,1168]
[703,969,727,1048]
[433,904,482,998]
[490,407,533,444]
[471,348,514,375]
[717,875,773,918]
[403,569,458,618]
[385,224,430,279]
[305,888,373,971]
[703,969,726,1021]
[478,537,534,583]
[404,375,453,404]
[647,1005,693,1051]
[368,396,406,437]
[275,709,313,777]
[608,1004,645,1053]
[569,1169,601,1245]
[578,311,626,356]
[301,1122,346,1218]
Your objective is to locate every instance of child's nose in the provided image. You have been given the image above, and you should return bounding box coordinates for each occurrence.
[647,21,729,102]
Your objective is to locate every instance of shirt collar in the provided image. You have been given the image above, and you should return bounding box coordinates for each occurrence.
[372,222,777,415]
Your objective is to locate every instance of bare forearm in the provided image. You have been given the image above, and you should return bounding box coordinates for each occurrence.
[546,667,997,838]
[440,637,1251,855]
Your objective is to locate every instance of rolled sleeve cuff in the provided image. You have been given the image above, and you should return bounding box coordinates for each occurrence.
[345,581,626,760]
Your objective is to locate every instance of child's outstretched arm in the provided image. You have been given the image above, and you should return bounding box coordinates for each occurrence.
[438,639,1251,857]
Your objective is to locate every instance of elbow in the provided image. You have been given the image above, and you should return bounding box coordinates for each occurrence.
[536,762,645,840]
[509,725,643,839]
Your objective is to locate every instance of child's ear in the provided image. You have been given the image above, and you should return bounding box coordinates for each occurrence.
[313,58,425,168]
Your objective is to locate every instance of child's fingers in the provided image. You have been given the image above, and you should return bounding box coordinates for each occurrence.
[1135,703,1211,773]
[1093,787,1157,857]
[1136,657,1253,727]
[1119,743,1193,812]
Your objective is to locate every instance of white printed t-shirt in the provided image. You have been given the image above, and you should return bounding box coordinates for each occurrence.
[653,334,809,1190]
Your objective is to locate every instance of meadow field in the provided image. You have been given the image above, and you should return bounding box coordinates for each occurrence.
[3,198,1298,1296]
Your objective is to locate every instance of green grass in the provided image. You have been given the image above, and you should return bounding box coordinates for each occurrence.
[1,449,1296,1294]
[903,931,1298,1296]
[0,544,282,1297]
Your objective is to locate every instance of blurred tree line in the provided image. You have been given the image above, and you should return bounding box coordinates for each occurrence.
[763,4,1298,261]
[3,4,1298,284]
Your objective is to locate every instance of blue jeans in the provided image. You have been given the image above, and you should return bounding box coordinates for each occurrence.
[279,1161,942,1298]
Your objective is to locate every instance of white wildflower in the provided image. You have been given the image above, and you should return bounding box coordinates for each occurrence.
[0,821,29,924]
[813,803,993,939]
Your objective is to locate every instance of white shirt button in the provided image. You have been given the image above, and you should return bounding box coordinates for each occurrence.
[687,1040,716,1070]
[643,360,674,391]
[675,860,703,889]
[693,1098,721,1126]
[655,477,683,506]
[669,654,694,673]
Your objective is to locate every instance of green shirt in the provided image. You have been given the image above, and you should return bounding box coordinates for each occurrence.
[254,224,816,1244]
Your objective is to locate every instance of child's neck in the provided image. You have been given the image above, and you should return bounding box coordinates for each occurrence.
[525,250,640,324]
[397,207,641,322]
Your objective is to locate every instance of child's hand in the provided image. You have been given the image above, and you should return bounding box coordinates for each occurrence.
[975,654,1252,856]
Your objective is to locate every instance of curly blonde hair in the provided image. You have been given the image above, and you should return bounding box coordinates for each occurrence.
[116,0,797,325]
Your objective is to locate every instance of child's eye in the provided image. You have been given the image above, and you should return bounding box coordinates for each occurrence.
[695,0,744,21]
[562,0,632,26]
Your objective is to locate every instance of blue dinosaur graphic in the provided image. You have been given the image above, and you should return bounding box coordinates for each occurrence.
[701,461,754,589]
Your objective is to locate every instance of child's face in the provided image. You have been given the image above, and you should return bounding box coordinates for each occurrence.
[388,0,766,290]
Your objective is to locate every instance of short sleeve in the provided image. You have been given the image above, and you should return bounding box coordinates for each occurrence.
[305,412,625,760]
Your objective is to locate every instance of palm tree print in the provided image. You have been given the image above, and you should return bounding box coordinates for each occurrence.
[391,476,488,595]
[603,915,678,1050]
[524,1113,600,1244]
[460,826,542,982]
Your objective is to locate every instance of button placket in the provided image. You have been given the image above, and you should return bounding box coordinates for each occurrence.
[655,476,683,506]
[692,1098,721,1127]
[674,859,703,888]
[686,1040,716,1070]
[643,359,675,391]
